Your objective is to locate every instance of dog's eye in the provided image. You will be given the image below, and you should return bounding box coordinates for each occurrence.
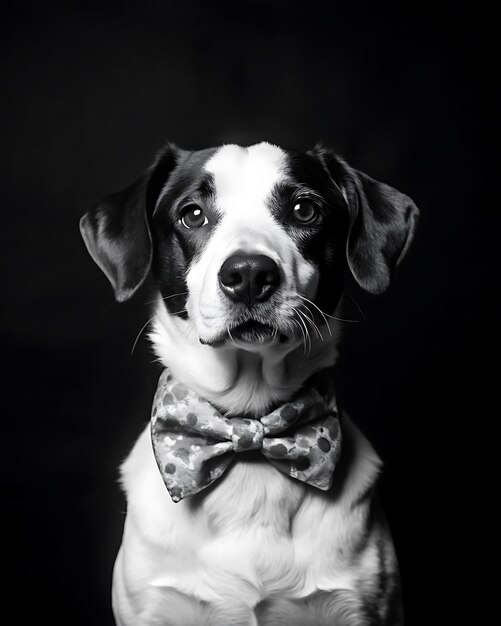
[179,204,208,229]
[293,201,318,224]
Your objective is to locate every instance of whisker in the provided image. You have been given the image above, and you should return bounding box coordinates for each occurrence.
[184,321,196,344]
[290,313,306,353]
[227,327,237,347]
[297,294,332,337]
[144,292,188,306]
[345,291,367,321]
[130,315,155,355]
[296,307,320,342]
[144,291,201,307]
[291,318,307,355]
[293,307,311,355]
[296,294,359,324]
[297,305,324,342]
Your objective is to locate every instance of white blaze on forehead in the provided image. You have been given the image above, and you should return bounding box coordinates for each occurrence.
[204,142,287,215]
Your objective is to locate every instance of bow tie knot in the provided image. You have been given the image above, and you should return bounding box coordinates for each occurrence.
[151,369,342,502]
[231,418,264,452]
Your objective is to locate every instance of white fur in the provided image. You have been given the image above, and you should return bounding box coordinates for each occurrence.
[114,381,383,625]
[187,144,318,349]
[112,144,397,625]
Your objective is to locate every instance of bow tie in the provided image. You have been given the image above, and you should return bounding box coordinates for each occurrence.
[151,369,342,502]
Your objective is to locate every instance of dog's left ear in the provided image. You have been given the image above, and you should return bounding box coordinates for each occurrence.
[80,142,181,302]
[309,145,419,294]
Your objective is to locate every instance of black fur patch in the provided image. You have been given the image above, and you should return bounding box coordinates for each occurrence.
[269,150,350,316]
[151,148,220,316]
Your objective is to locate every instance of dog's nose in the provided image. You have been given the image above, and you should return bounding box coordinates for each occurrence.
[218,254,280,307]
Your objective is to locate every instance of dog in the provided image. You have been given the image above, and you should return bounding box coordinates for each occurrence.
[80,141,418,626]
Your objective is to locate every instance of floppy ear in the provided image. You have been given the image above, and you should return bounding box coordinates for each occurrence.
[310,145,419,294]
[80,142,181,301]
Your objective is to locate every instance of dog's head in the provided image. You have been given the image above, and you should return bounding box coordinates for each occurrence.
[80,142,418,350]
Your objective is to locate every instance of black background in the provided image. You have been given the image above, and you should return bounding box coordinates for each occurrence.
[2,1,494,624]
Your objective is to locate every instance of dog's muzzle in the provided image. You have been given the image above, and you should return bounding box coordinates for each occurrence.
[218,254,280,307]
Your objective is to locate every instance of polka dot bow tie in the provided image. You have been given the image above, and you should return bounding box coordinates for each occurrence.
[151,369,342,502]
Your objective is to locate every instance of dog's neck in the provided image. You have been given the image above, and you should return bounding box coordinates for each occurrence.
[149,301,341,417]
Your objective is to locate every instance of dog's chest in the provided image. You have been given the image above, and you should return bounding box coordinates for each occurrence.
[120,426,360,602]
[190,460,308,595]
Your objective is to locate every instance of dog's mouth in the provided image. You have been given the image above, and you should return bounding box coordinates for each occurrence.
[230,320,276,344]
[200,320,290,347]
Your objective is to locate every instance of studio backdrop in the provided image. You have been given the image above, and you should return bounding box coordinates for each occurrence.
[2,2,492,625]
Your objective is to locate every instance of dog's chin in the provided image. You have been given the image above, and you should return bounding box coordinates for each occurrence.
[199,321,290,349]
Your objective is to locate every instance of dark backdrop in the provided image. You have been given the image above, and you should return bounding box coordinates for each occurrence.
[2,1,493,624]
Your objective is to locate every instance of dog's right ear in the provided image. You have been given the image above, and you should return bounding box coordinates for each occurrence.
[80,142,181,302]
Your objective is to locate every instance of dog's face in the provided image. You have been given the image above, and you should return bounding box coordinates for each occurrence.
[81,142,418,351]
[151,143,350,348]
